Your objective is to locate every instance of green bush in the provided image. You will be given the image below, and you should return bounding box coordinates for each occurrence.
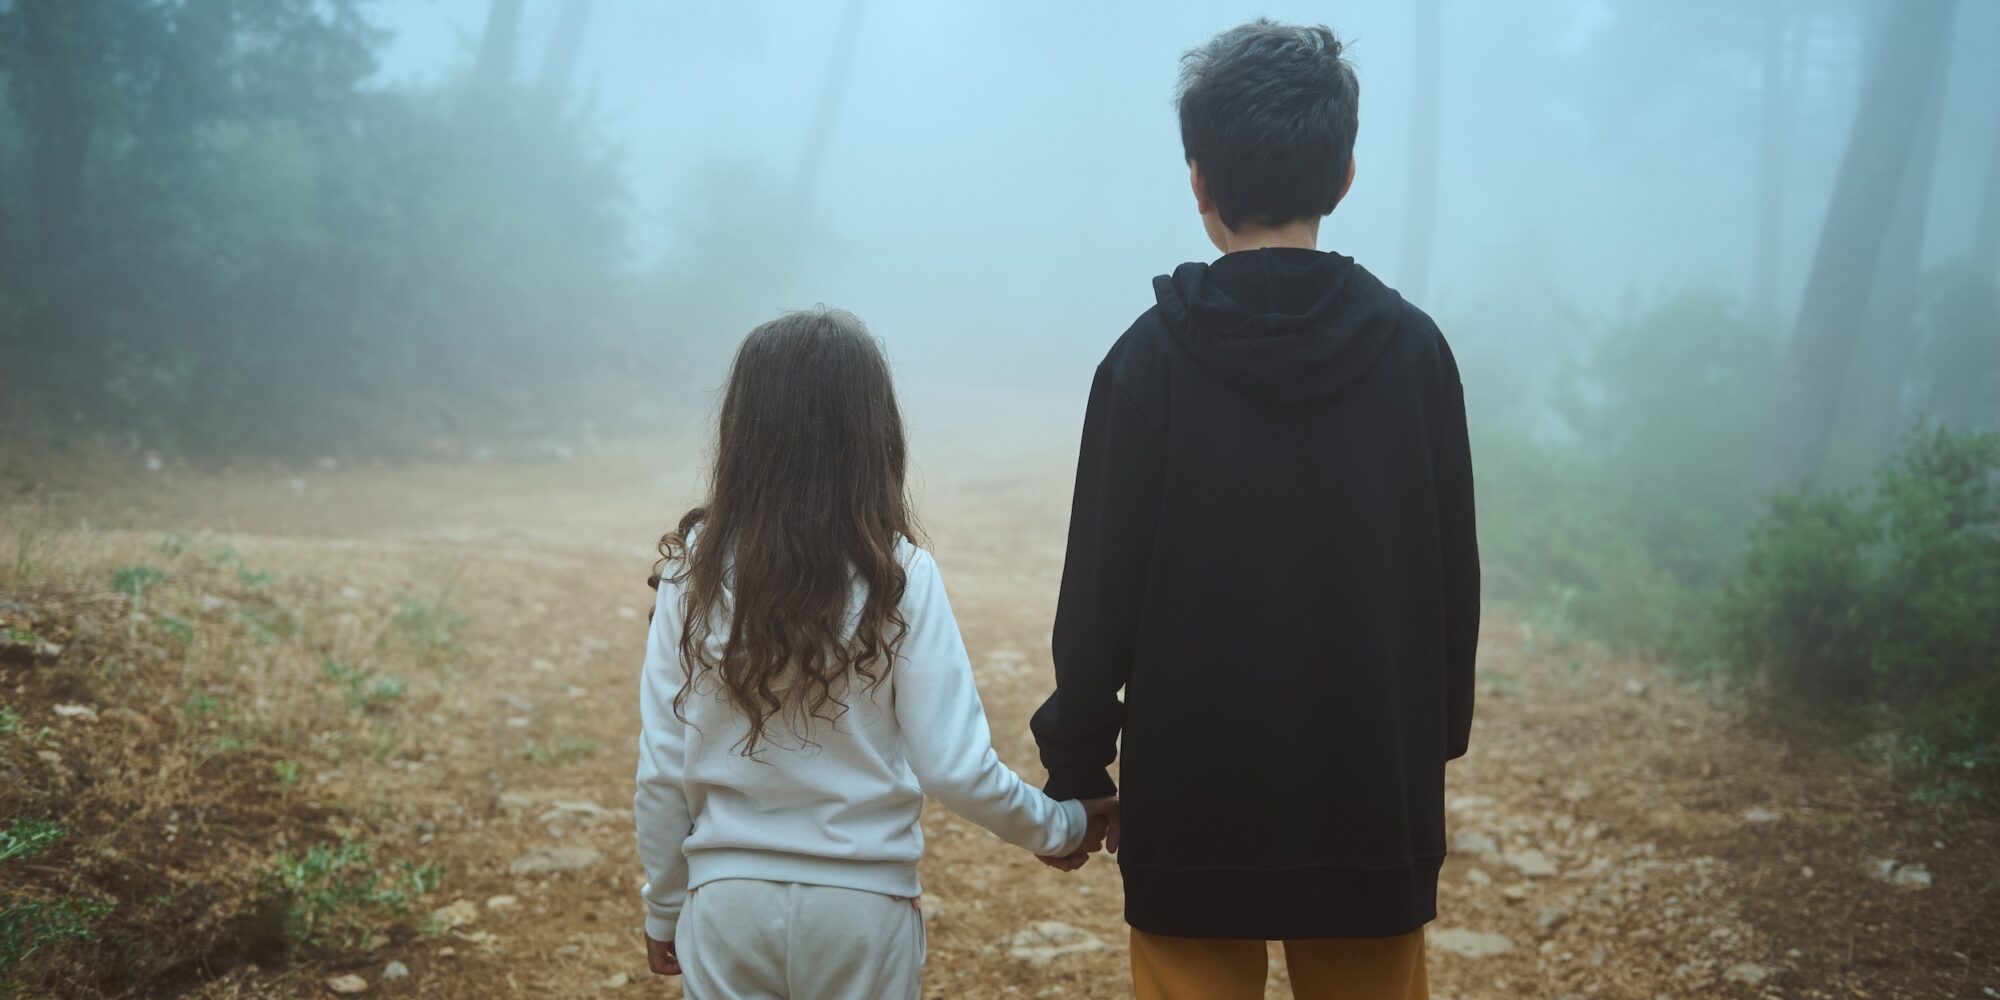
[1723,425,2000,784]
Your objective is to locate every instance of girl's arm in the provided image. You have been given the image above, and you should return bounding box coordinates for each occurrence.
[634,581,694,944]
[893,547,1088,857]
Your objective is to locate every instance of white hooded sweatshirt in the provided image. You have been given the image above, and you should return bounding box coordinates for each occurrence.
[634,539,1087,942]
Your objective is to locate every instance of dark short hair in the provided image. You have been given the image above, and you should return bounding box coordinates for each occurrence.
[1177,20,1359,230]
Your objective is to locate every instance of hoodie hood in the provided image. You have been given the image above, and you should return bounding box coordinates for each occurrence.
[1153,248,1402,406]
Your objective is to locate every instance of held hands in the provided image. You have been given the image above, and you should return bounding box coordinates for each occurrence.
[1039,796,1119,872]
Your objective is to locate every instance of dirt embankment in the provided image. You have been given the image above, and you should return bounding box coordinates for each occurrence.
[2,437,1994,998]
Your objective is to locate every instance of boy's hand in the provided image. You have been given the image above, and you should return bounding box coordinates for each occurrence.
[646,934,681,976]
[1039,796,1118,871]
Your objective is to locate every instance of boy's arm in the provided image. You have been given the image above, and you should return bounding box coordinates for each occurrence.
[634,583,694,943]
[1031,363,1165,800]
[893,548,1089,858]
[1437,340,1481,760]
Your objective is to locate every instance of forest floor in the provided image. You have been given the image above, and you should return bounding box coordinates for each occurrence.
[1,429,1995,999]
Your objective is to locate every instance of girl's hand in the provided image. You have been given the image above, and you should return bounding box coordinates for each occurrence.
[646,934,682,976]
[1039,796,1119,871]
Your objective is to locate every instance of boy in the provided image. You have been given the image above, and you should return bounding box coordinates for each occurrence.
[1031,20,1479,1000]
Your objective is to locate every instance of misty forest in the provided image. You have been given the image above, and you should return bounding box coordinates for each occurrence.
[1,0,1997,997]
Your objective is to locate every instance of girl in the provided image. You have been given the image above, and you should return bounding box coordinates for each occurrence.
[634,309,1111,999]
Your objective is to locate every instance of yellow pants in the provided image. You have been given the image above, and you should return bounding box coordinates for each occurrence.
[1130,927,1428,1000]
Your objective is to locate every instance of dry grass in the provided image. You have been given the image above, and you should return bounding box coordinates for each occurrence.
[0,521,466,996]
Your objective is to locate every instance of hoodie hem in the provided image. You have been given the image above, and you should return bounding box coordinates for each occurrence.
[1120,855,1442,939]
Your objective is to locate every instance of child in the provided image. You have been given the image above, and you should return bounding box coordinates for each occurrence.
[634,308,1112,999]
[1030,20,1479,1000]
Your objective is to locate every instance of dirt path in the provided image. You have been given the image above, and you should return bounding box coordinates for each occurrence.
[21,433,1996,999]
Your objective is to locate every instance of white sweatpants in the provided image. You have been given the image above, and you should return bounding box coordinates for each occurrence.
[676,879,926,1000]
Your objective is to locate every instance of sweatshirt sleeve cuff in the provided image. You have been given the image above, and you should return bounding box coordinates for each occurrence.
[644,912,678,943]
[1043,764,1117,803]
[1053,798,1090,856]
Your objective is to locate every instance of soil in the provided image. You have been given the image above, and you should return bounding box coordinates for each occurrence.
[5,429,1996,999]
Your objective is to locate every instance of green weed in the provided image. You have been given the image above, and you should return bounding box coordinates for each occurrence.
[0,819,64,866]
[156,616,194,643]
[111,566,164,599]
[320,659,406,714]
[0,895,114,975]
[261,839,443,958]
[515,735,598,766]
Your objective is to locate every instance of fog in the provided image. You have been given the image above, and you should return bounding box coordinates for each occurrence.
[362,0,1997,397]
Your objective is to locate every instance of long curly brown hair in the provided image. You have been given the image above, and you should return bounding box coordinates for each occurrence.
[652,309,917,756]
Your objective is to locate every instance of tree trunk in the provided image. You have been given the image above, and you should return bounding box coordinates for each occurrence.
[1773,0,1954,486]
[476,0,526,90]
[1974,96,2000,274]
[1752,1,1790,322]
[1397,0,1442,303]
[1844,38,1949,468]
[792,0,866,209]
[19,0,99,282]
[537,0,593,106]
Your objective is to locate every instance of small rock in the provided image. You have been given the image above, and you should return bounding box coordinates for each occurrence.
[287,477,308,492]
[1536,908,1568,933]
[200,594,231,611]
[326,973,368,994]
[485,895,519,911]
[1003,922,1106,965]
[1866,859,1932,890]
[1502,884,1529,902]
[616,607,641,620]
[52,704,98,722]
[530,658,556,672]
[381,961,409,980]
[543,801,613,821]
[600,972,629,989]
[1464,867,1492,886]
[316,456,340,472]
[508,846,602,875]
[1741,807,1784,824]
[1722,962,1772,985]
[431,899,479,930]
[1452,830,1498,856]
[1504,849,1558,878]
[36,750,62,765]
[1623,679,1647,697]
[1431,928,1514,958]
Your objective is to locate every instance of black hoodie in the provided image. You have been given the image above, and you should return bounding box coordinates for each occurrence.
[1031,248,1479,940]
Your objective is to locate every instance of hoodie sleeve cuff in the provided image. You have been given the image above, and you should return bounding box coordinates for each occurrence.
[644,912,678,944]
[1044,764,1117,803]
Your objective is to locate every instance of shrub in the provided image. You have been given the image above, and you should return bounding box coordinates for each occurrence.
[1721,487,1878,702]
[1723,425,2000,786]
